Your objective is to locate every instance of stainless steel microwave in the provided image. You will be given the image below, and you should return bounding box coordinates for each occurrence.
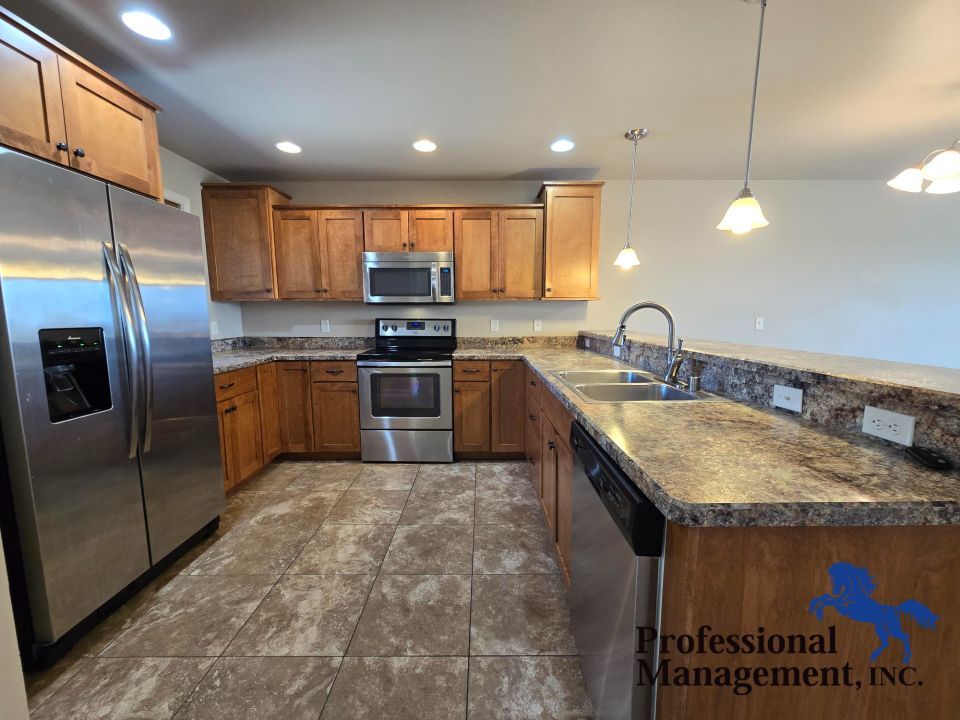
[362,251,455,304]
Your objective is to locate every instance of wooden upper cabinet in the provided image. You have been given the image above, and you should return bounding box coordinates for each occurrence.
[274,209,322,299]
[202,184,291,300]
[318,210,364,300]
[453,210,498,300]
[363,209,409,252]
[491,361,525,453]
[58,59,162,198]
[0,19,67,163]
[408,209,453,251]
[498,209,543,299]
[540,182,603,299]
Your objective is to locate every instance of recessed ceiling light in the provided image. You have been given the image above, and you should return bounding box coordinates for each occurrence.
[413,139,437,153]
[275,141,302,154]
[550,139,575,153]
[121,11,172,41]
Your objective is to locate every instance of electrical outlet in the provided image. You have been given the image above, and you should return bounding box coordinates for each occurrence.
[772,384,803,413]
[320,320,331,333]
[862,405,915,446]
[533,319,543,332]
[613,345,622,358]
[490,319,499,332]
[755,316,765,330]
[584,337,591,349]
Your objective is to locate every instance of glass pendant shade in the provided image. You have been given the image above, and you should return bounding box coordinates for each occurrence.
[886,167,924,193]
[924,177,960,195]
[717,189,769,235]
[920,149,960,181]
[614,245,641,268]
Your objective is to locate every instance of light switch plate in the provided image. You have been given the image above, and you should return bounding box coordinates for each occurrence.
[862,405,915,446]
[533,319,543,332]
[320,320,331,333]
[772,384,803,413]
[490,319,499,332]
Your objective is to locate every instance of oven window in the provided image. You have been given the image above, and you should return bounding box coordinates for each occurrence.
[371,373,440,417]
[368,267,432,297]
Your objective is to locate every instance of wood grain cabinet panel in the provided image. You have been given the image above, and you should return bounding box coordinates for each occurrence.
[498,209,543,299]
[525,418,542,495]
[274,209,322,299]
[555,437,573,581]
[257,362,281,462]
[202,184,290,300]
[453,380,491,453]
[408,209,453,251]
[540,182,603,299]
[491,361,525,453]
[0,19,67,163]
[58,59,162,199]
[319,210,364,300]
[453,210,498,300]
[219,390,263,492]
[277,362,314,453]
[540,418,559,533]
[311,381,361,452]
[363,209,409,252]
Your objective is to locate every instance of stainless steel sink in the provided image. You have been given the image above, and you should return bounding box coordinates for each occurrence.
[556,369,658,385]
[572,383,700,402]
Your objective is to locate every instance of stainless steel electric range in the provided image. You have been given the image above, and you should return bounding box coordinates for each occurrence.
[357,319,456,462]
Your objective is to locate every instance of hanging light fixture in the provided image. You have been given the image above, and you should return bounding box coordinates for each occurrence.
[718,0,770,235]
[887,140,960,194]
[614,128,648,268]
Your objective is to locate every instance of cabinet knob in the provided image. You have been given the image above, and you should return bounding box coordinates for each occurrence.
[264,287,272,293]
[492,288,499,293]
[224,406,237,414]
[218,382,235,390]
[529,414,535,421]
[351,388,357,394]
[545,287,552,293]
[547,440,556,450]
[56,141,68,151]
[500,288,506,292]
[402,242,407,248]
[409,242,415,249]
[73,147,86,158]
[454,388,460,394]
[529,380,536,386]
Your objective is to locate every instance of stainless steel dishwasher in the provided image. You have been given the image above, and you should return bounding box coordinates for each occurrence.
[569,422,666,720]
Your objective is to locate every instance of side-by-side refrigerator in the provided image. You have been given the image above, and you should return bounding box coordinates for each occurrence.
[0,149,224,665]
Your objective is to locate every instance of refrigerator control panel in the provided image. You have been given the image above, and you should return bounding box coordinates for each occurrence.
[39,328,112,423]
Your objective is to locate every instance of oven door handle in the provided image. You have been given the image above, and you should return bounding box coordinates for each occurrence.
[356,361,453,368]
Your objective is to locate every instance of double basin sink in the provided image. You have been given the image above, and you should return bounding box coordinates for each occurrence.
[556,369,702,403]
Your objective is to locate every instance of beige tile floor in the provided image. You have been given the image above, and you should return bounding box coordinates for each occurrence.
[24,461,593,720]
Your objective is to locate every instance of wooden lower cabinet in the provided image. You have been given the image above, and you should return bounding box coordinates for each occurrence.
[257,362,281,461]
[453,380,491,453]
[311,381,361,452]
[277,362,314,453]
[538,392,574,581]
[555,435,573,578]
[217,390,263,492]
[491,361,524,453]
[525,415,542,495]
[540,419,559,533]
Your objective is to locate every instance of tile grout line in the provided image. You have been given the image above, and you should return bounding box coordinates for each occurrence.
[465,462,478,719]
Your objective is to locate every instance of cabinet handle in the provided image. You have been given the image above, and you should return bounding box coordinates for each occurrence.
[547,440,556,451]
[224,406,238,414]
[263,287,272,293]
[500,288,506,292]
[545,287,553,293]
[454,388,460,394]
[218,382,235,390]
[402,242,408,248]
[56,141,68,151]
[462,369,481,374]
[492,288,499,293]
[325,369,344,375]
[529,414,536,421]
[529,380,536,386]
[351,388,357,394]
[529,458,536,466]
[73,148,86,158]
[321,288,329,293]
[409,242,415,249]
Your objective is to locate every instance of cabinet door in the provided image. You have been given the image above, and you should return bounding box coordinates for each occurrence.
[257,362,281,462]
[277,362,314,453]
[319,210,364,300]
[363,209,409,252]
[0,20,68,163]
[408,209,453,251]
[499,209,543,299]
[491,361,525,453]
[555,438,574,579]
[540,419,558,535]
[202,187,277,299]
[58,59,162,198]
[525,417,542,496]
[453,210,497,300]
[542,184,601,299]
[221,391,264,489]
[453,381,490,452]
[274,209,322,299]
[216,399,233,491]
[312,382,361,452]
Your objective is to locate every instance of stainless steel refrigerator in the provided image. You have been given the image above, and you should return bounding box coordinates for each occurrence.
[0,149,224,662]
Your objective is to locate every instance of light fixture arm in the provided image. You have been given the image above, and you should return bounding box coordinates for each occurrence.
[742,0,767,190]
[622,128,648,251]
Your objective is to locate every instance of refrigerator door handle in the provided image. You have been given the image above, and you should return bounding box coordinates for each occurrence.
[102,243,141,459]
[119,244,154,453]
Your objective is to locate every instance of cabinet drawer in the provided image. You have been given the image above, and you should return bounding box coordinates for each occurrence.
[311,360,358,382]
[215,367,257,401]
[454,360,490,381]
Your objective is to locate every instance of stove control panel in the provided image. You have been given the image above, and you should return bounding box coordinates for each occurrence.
[376,319,455,337]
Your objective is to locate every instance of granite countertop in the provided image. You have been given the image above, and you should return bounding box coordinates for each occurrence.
[211,346,960,527]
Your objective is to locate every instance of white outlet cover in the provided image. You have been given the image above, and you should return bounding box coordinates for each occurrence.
[755,316,765,330]
[862,405,915,446]
[533,319,543,332]
[490,319,499,332]
[320,320,331,333]
[772,384,803,413]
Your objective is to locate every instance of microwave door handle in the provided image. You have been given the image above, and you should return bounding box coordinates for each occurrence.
[431,264,439,302]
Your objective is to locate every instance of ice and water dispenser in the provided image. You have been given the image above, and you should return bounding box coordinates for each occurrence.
[39,328,112,422]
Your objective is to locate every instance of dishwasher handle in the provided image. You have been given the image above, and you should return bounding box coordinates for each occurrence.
[570,422,666,557]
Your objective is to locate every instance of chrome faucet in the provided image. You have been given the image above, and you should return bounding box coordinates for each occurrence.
[612,301,685,385]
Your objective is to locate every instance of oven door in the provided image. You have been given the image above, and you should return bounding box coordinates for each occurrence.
[358,363,453,430]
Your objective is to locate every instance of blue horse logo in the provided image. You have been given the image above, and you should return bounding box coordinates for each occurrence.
[809,562,938,664]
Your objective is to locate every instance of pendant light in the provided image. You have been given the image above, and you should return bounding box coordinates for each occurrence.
[614,128,648,268]
[887,140,960,194]
[718,0,770,235]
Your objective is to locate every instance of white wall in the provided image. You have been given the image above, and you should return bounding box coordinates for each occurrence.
[236,178,960,368]
[159,147,242,339]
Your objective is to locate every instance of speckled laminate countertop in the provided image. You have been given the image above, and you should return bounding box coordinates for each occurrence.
[211,347,960,527]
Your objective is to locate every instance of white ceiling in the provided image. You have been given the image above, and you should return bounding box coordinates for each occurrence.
[9,0,960,181]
